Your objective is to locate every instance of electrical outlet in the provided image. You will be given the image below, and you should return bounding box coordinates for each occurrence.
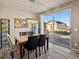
[75,43,78,46]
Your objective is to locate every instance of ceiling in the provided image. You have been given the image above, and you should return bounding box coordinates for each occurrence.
[0,0,72,14]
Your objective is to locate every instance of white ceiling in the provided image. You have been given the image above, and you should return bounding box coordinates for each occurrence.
[0,0,72,14]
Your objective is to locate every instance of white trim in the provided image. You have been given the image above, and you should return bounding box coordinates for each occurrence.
[71,48,79,52]
[43,5,72,16]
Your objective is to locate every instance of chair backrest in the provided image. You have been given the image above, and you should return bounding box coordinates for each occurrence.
[7,34,13,48]
[24,35,39,50]
[38,34,46,47]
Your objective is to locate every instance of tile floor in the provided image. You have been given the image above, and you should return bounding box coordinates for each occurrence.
[0,42,79,59]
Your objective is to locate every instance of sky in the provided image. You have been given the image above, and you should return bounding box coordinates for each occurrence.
[44,9,71,26]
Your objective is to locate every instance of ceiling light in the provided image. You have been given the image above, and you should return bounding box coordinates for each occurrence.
[29,0,36,8]
[30,0,35,2]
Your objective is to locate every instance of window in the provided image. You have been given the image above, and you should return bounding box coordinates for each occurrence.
[44,8,71,47]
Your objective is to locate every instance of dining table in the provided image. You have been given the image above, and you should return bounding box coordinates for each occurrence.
[15,34,49,59]
[15,35,29,59]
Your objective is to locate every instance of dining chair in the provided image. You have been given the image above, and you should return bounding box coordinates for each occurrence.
[37,34,46,56]
[7,34,20,59]
[24,35,38,59]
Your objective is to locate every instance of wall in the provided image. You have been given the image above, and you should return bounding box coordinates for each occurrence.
[71,0,79,51]
[0,6,39,44]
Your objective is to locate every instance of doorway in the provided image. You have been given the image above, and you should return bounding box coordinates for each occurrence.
[0,19,10,49]
[32,24,38,34]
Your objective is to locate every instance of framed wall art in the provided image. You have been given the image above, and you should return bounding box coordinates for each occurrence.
[14,18,28,28]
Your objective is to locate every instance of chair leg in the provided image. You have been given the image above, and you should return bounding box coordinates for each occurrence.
[39,47,41,56]
[36,48,37,58]
[28,51,29,59]
[47,37,49,51]
[44,45,46,53]
[10,52,14,59]
[23,48,25,57]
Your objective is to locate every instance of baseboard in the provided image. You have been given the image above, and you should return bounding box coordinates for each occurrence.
[49,41,71,49]
[71,48,79,53]
[49,41,79,54]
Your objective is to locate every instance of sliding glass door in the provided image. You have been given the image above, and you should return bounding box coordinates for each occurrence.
[44,8,71,47]
[53,9,71,47]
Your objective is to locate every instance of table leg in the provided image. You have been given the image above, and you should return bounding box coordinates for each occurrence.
[15,39,18,44]
[47,37,49,50]
[20,44,23,59]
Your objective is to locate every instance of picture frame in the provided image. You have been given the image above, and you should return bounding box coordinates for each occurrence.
[14,18,28,28]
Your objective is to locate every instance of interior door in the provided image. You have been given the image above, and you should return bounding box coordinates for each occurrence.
[32,24,38,34]
[0,19,10,48]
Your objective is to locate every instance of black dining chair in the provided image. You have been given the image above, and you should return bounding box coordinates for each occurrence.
[37,34,46,56]
[24,35,38,59]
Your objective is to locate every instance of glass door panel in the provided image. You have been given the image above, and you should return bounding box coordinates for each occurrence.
[32,24,38,34]
[2,19,9,48]
[53,9,71,47]
[0,19,10,48]
[0,19,2,48]
[43,8,71,47]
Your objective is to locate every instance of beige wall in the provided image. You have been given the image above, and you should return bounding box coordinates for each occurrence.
[0,6,39,44]
[71,0,79,51]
